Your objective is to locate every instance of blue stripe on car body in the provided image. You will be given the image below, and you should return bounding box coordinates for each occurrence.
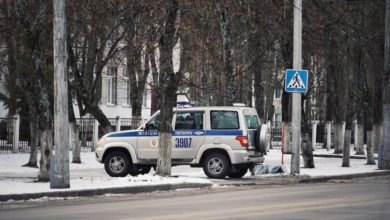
[108,130,243,138]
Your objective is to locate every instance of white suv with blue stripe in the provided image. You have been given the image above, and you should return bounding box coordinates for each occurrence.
[95,106,269,179]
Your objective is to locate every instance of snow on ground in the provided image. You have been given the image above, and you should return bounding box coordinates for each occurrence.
[0,148,381,195]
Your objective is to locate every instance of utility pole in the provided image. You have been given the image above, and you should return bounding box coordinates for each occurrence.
[291,0,302,174]
[51,0,70,188]
[379,0,390,169]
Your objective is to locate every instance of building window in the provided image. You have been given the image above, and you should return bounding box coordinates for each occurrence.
[107,66,117,105]
[143,88,148,107]
[125,77,131,106]
[273,113,281,127]
[274,83,282,99]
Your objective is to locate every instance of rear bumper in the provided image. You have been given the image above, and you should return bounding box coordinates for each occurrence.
[248,150,264,164]
[248,155,264,164]
[229,150,264,164]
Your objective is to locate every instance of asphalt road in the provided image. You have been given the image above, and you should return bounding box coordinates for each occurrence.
[1,176,389,220]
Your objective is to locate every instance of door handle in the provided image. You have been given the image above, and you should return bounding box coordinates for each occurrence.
[194,131,204,136]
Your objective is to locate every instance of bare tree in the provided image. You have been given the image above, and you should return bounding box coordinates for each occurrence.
[155,0,180,176]
[67,0,125,134]
[122,2,155,123]
[219,0,235,106]
[12,0,55,181]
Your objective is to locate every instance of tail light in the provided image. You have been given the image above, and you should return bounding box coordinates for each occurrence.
[235,136,248,148]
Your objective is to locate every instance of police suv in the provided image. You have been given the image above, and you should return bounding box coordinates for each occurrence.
[95,105,270,179]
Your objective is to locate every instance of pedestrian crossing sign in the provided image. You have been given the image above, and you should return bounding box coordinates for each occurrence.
[285,69,309,93]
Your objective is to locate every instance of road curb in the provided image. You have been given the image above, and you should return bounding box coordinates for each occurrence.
[313,154,377,159]
[0,182,213,202]
[216,170,390,187]
[1,171,389,203]
[298,170,390,183]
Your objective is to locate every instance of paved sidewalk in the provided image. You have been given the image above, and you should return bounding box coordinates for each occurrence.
[0,148,388,202]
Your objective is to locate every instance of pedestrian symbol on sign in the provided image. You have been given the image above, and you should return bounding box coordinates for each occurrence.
[287,72,305,89]
[284,69,309,93]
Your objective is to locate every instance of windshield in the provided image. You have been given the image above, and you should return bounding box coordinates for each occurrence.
[144,114,160,130]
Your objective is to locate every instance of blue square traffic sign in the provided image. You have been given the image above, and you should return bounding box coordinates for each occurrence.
[285,69,309,93]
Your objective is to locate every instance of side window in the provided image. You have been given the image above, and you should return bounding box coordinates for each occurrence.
[245,115,260,129]
[145,114,160,130]
[175,112,204,130]
[211,111,239,129]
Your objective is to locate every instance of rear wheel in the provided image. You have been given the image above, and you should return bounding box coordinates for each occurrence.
[202,152,230,179]
[228,166,248,178]
[104,151,130,177]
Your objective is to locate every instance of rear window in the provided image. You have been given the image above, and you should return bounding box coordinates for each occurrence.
[211,111,239,129]
[245,115,260,129]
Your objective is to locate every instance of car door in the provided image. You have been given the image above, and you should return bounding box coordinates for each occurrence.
[137,113,160,160]
[172,111,206,159]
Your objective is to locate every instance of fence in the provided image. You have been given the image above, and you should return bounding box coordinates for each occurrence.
[0,116,147,154]
[271,124,282,148]
[1,117,332,154]
[0,117,15,154]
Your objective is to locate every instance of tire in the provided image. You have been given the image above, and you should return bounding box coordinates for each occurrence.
[104,151,131,177]
[228,166,248,179]
[129,165,152,176]
[202,152,230,179]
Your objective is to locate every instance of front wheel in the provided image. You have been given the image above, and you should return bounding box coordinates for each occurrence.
[104,151,131,177]
[202,152,230,179]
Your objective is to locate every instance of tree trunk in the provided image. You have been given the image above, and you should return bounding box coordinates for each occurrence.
[200,53,210,106]
[366,130,376,165]
[254,60,264,120]
[355,123,365,155]
[37,128,53,182]
[333,122,345,154]
[127,40,149,120]
[282,122,292,154]
[89,106,112,135]
[150,46,159,115]
[156,132,172,176]
[5,38,17,117]
[220,2,235,106]
[342,129,351,167]
[23,120,39,168]
[372,124,382,153]
[326,122,332,151]
[301,134,315,168]
[68,86,81,163]
[70,121,81,163]
[155,0,179,176]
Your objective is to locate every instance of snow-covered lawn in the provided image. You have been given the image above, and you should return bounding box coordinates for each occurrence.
[0,148,381,195]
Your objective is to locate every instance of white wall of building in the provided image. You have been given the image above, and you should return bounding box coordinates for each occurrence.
[73,60,153,120]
